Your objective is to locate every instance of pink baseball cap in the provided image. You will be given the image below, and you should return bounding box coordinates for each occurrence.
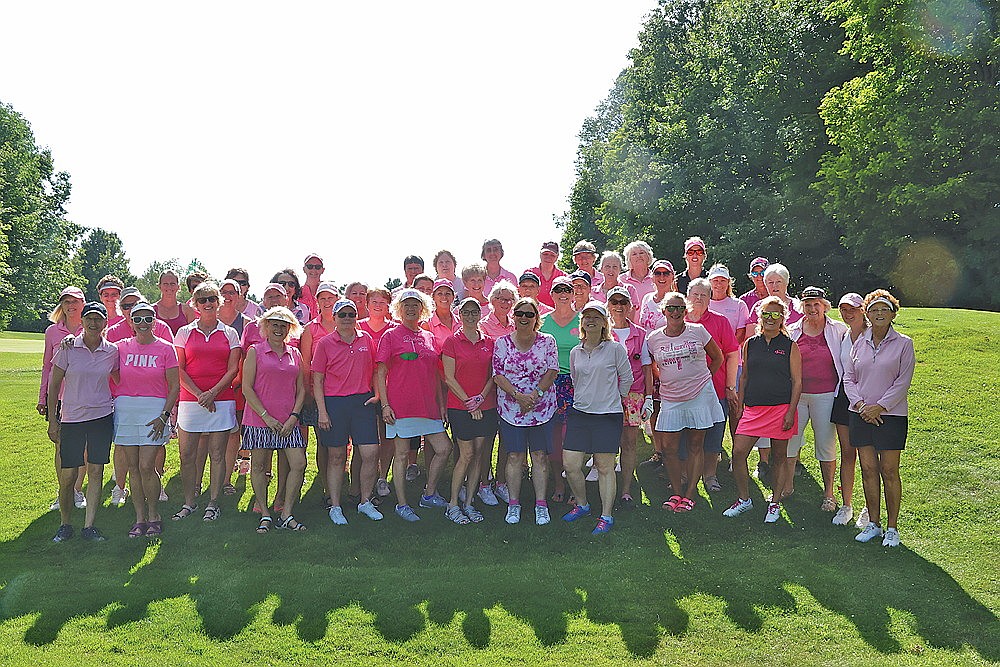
[432,279,455,294]
[684,238,706,252]
[651,259,674,273]
[262,282,286,296]
[550,276,573,290]
[838,292,864,308]
[59,286,85,301]
[749,257,769,272]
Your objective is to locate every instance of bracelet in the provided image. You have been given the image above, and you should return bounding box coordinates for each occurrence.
[382,405,392,411]
[290,411,301,419]
[161,411,171,419]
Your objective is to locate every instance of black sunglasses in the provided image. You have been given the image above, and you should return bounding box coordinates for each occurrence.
[552,285,573,293]
[608,298,630,305]
[235,279,250,286]
[663,304,686,313]
[336,311,357,318]
[196,296,219,304]
[276,280,297,287]
[121,301,137,310]
[513,310,537,319]
[305,264,323,270]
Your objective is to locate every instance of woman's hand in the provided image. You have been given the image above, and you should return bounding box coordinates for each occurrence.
[782,406,796,431]
[470,408,483,420]
[279,417,298,438]
[266,415,282,434]
[640,396,654,422]
[47,421,60,444]
[860,403,885,425]
[36,402,47,417]
[513,392,536,414]
[382,405,396,425]
[146,415,167,440]
[464,394,484,411]
[317,412,331,430]
[197,389,217,412]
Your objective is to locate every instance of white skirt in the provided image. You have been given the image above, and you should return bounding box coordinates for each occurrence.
[114,396,169,445]
[386,417,445,439]
[178,400,237,433]
[656,382,725,433]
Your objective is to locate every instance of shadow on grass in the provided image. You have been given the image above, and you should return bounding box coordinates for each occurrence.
[1,469,997,660]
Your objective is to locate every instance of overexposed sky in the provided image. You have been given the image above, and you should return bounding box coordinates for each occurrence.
[2,2,655,294]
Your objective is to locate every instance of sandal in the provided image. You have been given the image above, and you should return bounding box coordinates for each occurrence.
[674,497,696,513]
[145,520,163,536]
[662,495,683,511]
[705,476,721,492]
[171,504,198,521]
[203,505,220,522]
[445,505,471,525]
[128,522,148,538]
[256,516,272,534]
[277,515,306,531]
[223,483,237,496]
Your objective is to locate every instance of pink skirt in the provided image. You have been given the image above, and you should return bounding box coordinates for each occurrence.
[736,404,798,440]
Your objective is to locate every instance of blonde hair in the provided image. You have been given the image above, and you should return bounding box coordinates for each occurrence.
[48,291,82,324]
[191,282,221,300]
[259,306,302,339]
[391,290,433,322]
[512,297,542,332]
[755,296,790,336]
[708,263,734,297]
[623,241,654,271]
[659,291,688,315]
[578,308,613,343]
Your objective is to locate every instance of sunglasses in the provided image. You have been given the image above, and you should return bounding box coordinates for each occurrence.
[867,307,893,315]
[760,311,784,321]
[276,280,297,287]
[552,285,573,294]
[235,279,249,286]
[749,271,765,277]
[459,310,481,316]
[608,298,630,306]
[196,296,219,304]
[336,311,357,318]
[663,304,686,313]
[131,315,155,324]
[121,301,137,310]
[686,248,705,256]
[513,310,537,319]
[305,264,323,270]
[653,270,673,277]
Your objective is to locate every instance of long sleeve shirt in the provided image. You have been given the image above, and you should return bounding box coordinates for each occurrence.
[843,326,915,416]
[569,340,634,414]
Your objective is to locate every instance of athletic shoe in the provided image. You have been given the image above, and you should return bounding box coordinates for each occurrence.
[493,483,510,504]
[764,502,781,523]
[592,516,614,535]
[535,505,551,525]
[446,505,471,525]
[52,524,74,542]
[111,486,129,507]
[505,504,521,524]
[463,504,485,523]
[855,522,883,543]
[419,493,448,508]
[74,490,87,509]
[562,505,591,522]
[882,527,900,547]
[394,504,420,522]
[81,526,107,542]
[722,498,753,518]
[585,467,600,482]
[832,505,854,526]
[405,464,420,481]
[328,506,349,525]
[477,484,499,506]
[358,501,383,521]
[855,506,870,529]
[49,497,60,512]
[375,478,391,497]
[820,496,838,512]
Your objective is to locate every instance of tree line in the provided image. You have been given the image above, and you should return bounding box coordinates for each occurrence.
[558,0,998,309]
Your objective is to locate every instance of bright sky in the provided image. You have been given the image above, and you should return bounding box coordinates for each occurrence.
[2,1,655,295]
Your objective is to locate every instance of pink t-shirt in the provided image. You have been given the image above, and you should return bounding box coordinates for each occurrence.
[710,297,749,336]
[375,324,441,419]
[423,311,460,354]
[106,317,174,344]
[798,331,839,394]
[480,310,515,339]
[243,342,302,428]
[526,266,566,307]
[40,321,81,403]
[492,332,559,426]
[646,323,714,402]
[688,309,739,399]
[637,292,667,331]
[115,337,179,398]
[51,336,119,422]
[620,272,655,304]
[358,318,396,349]
[175,321,240,402]
[312,329,376,397]
[441,330,497,411]
[612,322,650,394]
[484,266,518,294]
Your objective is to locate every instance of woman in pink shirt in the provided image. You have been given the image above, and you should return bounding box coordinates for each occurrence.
[476,280,517,504]
[173,282,241,523]
[637,260,676,332]
[620,241,656,304]
[113,302,179,538]
[595,251,639,304]
[345,281,370,319]
[481,239,518,294]
[433,249,467,301]
[423,280,459,353]
[844,290,915,548]
[153,270,195,336]
[242,307,307,533]
[646,292,724,513]
[359,288,398,499]
[96,275,126,327]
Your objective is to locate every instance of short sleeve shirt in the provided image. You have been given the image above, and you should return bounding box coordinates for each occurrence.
[52,336,119,422]
[115,337,179,399]
[492,333,559,426]
[375,324,441,419]
[312,329,376,397]
[175,321,240,402]
[441,330,497,410]
[539,312,580,374]
[646,323,714,402]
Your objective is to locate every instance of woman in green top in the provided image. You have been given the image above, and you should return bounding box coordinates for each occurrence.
[539,275,580,503]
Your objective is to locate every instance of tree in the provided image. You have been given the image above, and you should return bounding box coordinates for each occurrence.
[134,258,185,303]
[76,228,136,298]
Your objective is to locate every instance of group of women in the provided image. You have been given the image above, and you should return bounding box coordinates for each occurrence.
[39,238,915,547]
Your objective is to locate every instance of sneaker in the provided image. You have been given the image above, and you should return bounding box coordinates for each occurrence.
[463,504,485,523]
[493,483,510,504]
[585,467,600,482]
[722,498,753,518]
[592,516,614,535]
[535,505,551,525]
[562,504,591,522]
[419,493,448,508]
[505,504,521,524]
[159,487,169,502]
[395,504,420,522]
[375,478,391,497]
[882,527,900,547]
[820,496,838,512]
[477,484,499,506]
[74,490,87,509]
[764,502,781,523]
[405,464,420,481]
[446,505,471,525]
[81,526,107,541]
[328,506,349,525]
[458,486,467,504]
[856,522,883,542]
[832,505,854,526]
[358,501,384,521]
[52,524,74,542]
[49,497,60,512]
[855,506,870,529]
[111,486,129,507]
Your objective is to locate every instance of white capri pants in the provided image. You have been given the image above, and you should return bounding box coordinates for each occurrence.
[787,391,837,461]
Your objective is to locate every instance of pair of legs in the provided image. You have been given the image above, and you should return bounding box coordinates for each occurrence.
[392,431,451,507]
[835,423,858,507]
[250,447,306,522]
[112,444,128,494]
[857,447,901,529]
[449,437,486,507]
[731,434,789,502]
[327,443,379,508]
[564,451,616,517]
[178,428,229,509]
[124,446,161,524]
[656,428,707,500]
[505,449,548,505]
[786,392,838,501]
[58,462,104,528]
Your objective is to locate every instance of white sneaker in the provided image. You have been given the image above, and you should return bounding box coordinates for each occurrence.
[111,486,129,507]
[375,478,391,497]
[505,504,521,524]
[535,505,551,525]
[855,506,870,529]
[477,485,499,506]
[74,490,87,509]
[855,522,883,542]
[881,527,900,547]
[722,498,753,518]
[493,483,510,504]
[832,505,854,526]
[328,506,349,525]
[357,501,384,521]
[764,502,781,523]
[49,497,60,511]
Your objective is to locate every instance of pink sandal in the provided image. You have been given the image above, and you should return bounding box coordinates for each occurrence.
[662,495,683,511]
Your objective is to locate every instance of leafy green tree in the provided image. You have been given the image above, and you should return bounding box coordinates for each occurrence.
[134,258,186,303]
[76,228,136,299]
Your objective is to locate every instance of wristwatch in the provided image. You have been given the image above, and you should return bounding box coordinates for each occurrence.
[535,388,544,398]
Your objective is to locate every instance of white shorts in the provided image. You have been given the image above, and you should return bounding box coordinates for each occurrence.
[114,396,169,445]
[655,383,725,433]
[386,417,445,439]
[178,400,237,433]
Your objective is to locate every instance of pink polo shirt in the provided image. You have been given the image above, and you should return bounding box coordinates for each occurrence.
[620,272,655,304]
[843,326,915,417]
[480,310,515,339]
[106,317,174,344]
[484,266,518,294]
[300,284,319,322]
[40,320,81,403]
[358,318,396,349]
[688,309,739,399]
[423,311,460,354]
[312,329,376,397]
[115,337,179,398]
[441,330,497,410]
[303,319,337,358]
[51,336,119,422]
[375,324,441,419]
[243,342,302,427]
[175,321,240,402]
[526,265,566,307]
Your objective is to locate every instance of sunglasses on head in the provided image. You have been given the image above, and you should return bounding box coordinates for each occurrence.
[760,311,783,321]
[513,310,537,319]
[305,264,323,270]
[552,285,572,294]
[336,311,357,318]
[131,315,155,324]
[663,304,686,313]
[196,296,218,304]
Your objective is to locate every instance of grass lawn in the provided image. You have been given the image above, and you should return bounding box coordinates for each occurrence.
[0,311,998,666]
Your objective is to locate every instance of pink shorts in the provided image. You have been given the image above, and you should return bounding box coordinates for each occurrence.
[622,392,645,427]
[736,404,798,440]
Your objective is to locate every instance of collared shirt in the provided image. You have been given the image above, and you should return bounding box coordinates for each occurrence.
[525,265,567,307]
[312,329,376,397]
[244,342,302,427]
[40,320,81,403]
[175,321,240,402]
[570,340,633,414]
[620,271,655,304]
[51,335,119,422]
[844,326,915,416]
[484,266,518,294]
[441,329,497,410]
[480,310,515,339]
[423,310,460,354]
[612,322,651,394]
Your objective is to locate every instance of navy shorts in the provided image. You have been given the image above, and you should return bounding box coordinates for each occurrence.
[499,418,553,454]
[564,407,623,454]
[448,408,499,442]
[60,413,114,468]
[830,384,851,426]
[319,393,379,448]
[848,413,907,451]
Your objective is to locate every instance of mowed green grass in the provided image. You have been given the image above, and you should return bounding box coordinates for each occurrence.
[0,310,998,666]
